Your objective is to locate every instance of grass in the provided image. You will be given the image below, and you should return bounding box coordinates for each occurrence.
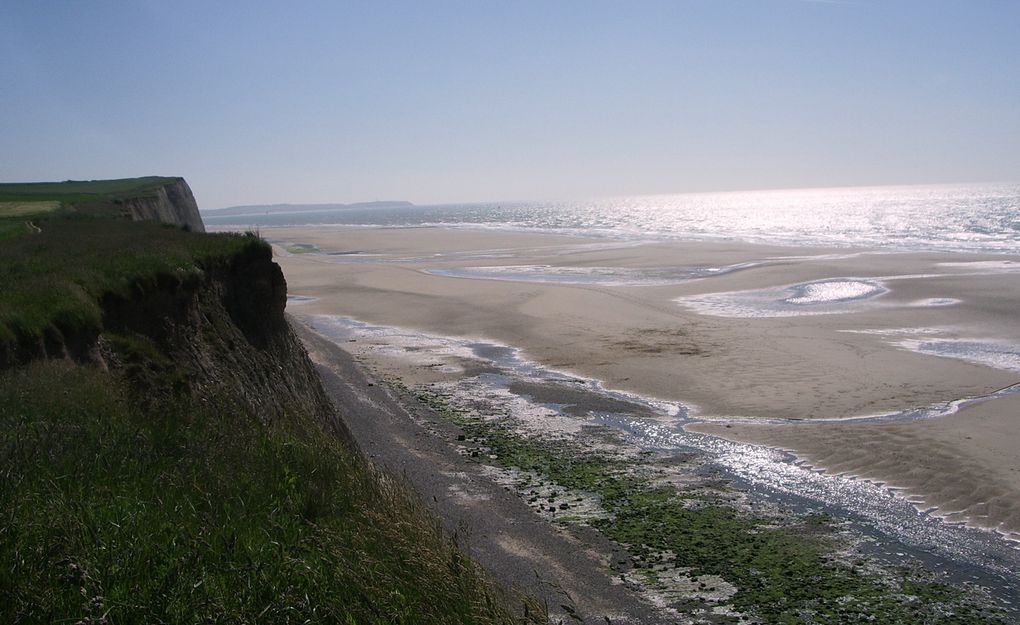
[0,360,543,624]
[0,177,180,205]
[414,387,1011,625]
[0,176,182,243]
[0,201,61,217]
[0,213,260,360]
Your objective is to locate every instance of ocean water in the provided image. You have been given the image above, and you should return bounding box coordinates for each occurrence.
[206,182,1020,254]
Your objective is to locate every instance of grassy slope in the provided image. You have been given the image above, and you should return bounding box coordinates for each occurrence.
[1,362,536,624]
[0,181,541,624]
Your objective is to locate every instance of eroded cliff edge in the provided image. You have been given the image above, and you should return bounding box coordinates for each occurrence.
[99,241,344,433]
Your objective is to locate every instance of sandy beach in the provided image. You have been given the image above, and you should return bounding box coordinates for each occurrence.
[265,225,1020,540]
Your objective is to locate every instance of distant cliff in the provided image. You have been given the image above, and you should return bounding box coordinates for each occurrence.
[121,177,206,232]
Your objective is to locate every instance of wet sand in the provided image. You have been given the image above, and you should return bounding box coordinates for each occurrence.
[691,395,1020,543]
[266,225,1020,538]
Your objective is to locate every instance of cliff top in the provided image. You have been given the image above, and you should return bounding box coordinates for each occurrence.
[0,176,182,205]
[1,176,203,241]
[0,177,255,366]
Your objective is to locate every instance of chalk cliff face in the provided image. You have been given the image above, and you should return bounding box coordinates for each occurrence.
[122,178,206,232]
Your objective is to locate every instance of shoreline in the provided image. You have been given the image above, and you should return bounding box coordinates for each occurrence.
[270,225,1020,543]
[292,313,1020,620]
[291,320,663,624]
[687,393,1020,544]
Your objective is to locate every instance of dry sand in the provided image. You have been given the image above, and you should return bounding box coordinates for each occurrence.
[265,225,1020,538]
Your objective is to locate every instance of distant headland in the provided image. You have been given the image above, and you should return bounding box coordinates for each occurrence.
[202,200,414,218]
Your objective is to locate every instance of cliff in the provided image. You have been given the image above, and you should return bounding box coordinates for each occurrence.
[119,177,206,232]
[1,178,320,425]
[99,241,349,436]
[0,177,541,623]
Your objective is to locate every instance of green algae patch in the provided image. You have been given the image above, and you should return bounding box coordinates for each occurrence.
[411,387,1012,624]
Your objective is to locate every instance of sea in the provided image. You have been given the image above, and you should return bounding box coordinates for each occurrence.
[204,182,1020,255]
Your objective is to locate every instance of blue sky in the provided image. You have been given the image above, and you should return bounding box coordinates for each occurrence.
[2,1,1018,207]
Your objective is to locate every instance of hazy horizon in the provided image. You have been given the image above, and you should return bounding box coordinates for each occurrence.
[202,178,1018,211]
[3,1,1018,208]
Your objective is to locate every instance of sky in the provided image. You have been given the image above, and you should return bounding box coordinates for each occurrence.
[1,1,1018,208]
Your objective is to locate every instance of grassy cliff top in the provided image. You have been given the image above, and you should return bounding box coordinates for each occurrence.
[0,176,184,240]
[0,177,257,362]
[0,176,181,205]
[1,215,264,351]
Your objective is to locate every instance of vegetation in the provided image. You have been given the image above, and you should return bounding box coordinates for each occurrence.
[0,201,61,217]
[413,388,1011,625]
[0,176,180,206]
[0,177,181,242]
[0,214,260,361]
[1,362,540,624]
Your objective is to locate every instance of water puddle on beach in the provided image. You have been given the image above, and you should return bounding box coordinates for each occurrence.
[304,314,1020,612]
[676,278,891,317]
[426,262,758,287]
[847,327,1020,376]
[897,338,1020,374]
[676,261,1020,319]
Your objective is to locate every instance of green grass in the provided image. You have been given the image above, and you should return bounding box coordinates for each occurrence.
[0,361,542,624]
[0,201,61,217]
[0,176,180,205]
[0,177,183,244]
[0,214,260,360]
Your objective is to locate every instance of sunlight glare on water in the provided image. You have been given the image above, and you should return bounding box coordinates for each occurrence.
[676,278,888,317]
[784,280,884,304]
[207,183,1020,254]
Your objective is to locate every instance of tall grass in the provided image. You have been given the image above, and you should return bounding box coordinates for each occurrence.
[0,361,543,624]
[0,215,260,356]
